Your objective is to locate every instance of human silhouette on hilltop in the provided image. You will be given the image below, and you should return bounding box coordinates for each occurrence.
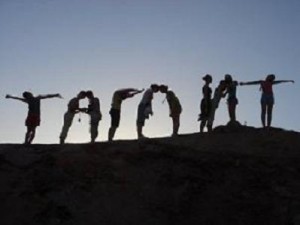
[136,84,159,139]
[59,91,86,144]
[240,74,294,128]
[6,92,62,144]
[108,88,144,141]
[198,74,213,133]
[84,91,102,143]
[159,85,182,137]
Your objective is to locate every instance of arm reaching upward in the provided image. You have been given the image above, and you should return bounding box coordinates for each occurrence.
[273,80,295,85]
[5,95,27,102]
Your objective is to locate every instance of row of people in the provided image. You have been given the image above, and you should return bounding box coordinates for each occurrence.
[5,84,182,144]
[5,74,294,144]
[198,74,294,132]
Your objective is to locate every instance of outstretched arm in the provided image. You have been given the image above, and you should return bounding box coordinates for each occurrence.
[38,93,62,99]
[239,80,262,86]
[273,80,295,85]
[5,95,27,102]
[126,88,145,98]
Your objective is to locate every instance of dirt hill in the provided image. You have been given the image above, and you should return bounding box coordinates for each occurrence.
[1,126,300,225]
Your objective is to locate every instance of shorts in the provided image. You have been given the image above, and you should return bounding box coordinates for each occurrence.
[25,113,40,127]
[261,94,274,106]
[110,108,121,128]
[137,103,147,127]
[227,97,238,106]
[199,98,212,120]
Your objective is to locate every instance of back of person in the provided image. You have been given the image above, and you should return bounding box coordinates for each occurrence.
[27,97,41,116]
[167,91,182,114]
[227,83,237,100]
[111,91,123,110]
[88,97,100,113]
[261,81,273,95]
[140,88,153,105]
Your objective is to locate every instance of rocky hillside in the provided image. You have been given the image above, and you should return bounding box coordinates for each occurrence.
[1,126,300,225]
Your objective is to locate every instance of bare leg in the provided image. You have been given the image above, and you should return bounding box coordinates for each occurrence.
[200,120,206,133]
[108,127,117,141]
[267,104,273,127]
[137,125,144,139]
[228,103,236,121]
[172,115,180,136]
[261,103,267,127]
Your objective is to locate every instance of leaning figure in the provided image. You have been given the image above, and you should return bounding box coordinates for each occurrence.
[108,88,144,141]
[159,85,182,137]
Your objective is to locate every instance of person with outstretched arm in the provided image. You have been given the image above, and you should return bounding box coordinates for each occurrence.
[59,91,86,144]
[108,88,144,141]
[240,74,294,128]
[6,92,62,144]
[159,85,182,137]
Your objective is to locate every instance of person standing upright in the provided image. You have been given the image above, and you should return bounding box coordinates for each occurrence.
[6,91,62,144]
[198,74,213,132]
[224,74,239,122]
[240,74,294,128]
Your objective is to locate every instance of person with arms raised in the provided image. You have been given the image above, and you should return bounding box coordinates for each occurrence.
[6,91,62,144]
[240,74,294,128]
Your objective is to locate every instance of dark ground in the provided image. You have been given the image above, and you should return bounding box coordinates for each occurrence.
[1,126,300,225]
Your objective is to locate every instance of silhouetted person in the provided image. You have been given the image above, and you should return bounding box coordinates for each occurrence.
[136,84,159,139]
[60,91,86,144]
[198,74,213,132]
[224,74,239,122]
[85,91,102,143]
[6,92,62,144]
[108,88,144,141]
[240,74,294,128]
[159,85,182,136]
[207,80,227,132]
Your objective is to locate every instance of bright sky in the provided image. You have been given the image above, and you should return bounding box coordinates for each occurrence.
[0,0,299,144]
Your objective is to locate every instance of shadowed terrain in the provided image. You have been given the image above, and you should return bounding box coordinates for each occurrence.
[1,126,300,225]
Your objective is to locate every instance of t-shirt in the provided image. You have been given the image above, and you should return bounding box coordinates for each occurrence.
[67,98,79,113]
[26,97,41,115]
[140,88,153,105]
[202,85,212,100]
[111,91,124,110]
[167,91,182,114]
[261,81,273,95]
[88,98,100,113]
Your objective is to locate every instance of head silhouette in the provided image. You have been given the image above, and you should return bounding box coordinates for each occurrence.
[203,74,212,84]
[224,74,233,83]
[77,91,86,99]
[159,85,168,93]
[151,84,160,93]
[266,74,275,82]
[22,91,33,99]
[86,90,94,99]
